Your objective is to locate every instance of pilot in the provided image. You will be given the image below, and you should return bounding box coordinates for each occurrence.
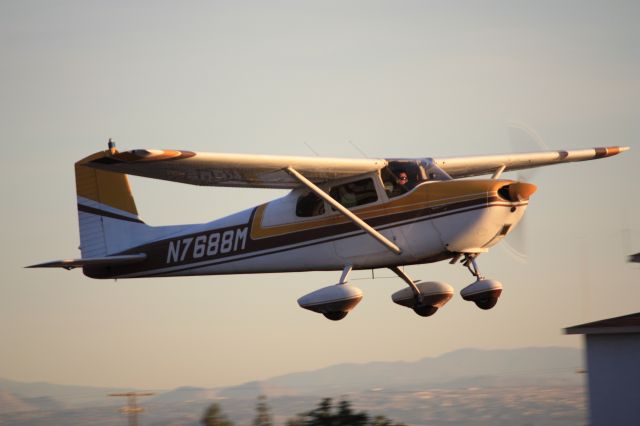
[397,171,409,187]
[390,170,411,197]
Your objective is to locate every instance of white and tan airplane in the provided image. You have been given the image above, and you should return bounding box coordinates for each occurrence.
[30,141,628,320]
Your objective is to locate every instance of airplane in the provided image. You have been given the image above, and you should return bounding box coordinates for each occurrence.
[29,141,629,320]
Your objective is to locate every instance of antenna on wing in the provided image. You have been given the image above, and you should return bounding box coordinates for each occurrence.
[348,140,369,158]
[304,141,320,157]
[108,138,117,154]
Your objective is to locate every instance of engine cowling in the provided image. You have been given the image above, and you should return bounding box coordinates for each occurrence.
[460,279,503,310]
[298,285,363,320]
[392,281,454,316]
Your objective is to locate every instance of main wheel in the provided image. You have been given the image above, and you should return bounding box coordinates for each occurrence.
[474,297,498,310]
[323,311,348,321]
[413,305,438,317]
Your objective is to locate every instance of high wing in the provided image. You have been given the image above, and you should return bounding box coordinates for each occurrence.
[82,145,629,188]
[82,149,387,189]
[433,146,629,179]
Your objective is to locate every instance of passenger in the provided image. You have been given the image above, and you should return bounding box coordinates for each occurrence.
[337,185,357,208]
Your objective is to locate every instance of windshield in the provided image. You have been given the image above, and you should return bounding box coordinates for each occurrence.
[381,159,452,198]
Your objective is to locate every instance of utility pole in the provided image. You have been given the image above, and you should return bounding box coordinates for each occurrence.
[109,392,155,426]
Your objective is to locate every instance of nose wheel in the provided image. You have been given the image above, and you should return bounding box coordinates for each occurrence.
[456,253,503,310]
[460,253,483,280]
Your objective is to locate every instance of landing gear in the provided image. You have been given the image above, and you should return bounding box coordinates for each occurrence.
[457,254,503,310]
[297,265,363,321]
[323,311,349,321]
[413,305,438,317]
[389,266,453,317]
[473,296,498,310]
[461,253,482,281]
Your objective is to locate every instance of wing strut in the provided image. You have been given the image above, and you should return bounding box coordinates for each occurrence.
[491,165,506,179]
[285,167,402,255]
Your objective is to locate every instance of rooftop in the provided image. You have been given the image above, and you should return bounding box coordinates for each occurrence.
[564,312,640,335]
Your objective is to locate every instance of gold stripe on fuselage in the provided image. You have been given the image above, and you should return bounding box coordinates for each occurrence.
[250,179,513,240]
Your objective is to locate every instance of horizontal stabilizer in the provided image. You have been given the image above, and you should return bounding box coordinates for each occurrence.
[27,253,146,270]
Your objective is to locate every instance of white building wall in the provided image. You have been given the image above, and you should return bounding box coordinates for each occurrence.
[586,333,640,426]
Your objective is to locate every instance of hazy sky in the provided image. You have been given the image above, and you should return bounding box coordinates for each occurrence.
[1,0,638,390]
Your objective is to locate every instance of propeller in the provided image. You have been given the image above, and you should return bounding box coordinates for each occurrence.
[507,122,548,180]
[501,122,548,262]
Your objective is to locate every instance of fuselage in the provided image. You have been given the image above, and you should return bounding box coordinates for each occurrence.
[83,177,530,279]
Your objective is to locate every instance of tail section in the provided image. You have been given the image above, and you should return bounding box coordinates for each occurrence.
[75,151,151,257]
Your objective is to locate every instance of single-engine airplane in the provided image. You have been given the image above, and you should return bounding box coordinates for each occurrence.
[30,141,629,320]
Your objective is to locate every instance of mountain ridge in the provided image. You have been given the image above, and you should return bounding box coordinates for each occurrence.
[0,346,581,407]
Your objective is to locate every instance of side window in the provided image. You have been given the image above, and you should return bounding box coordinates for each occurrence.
[296,192,325,217]
[381,167,406,198]
[329,178,378,209]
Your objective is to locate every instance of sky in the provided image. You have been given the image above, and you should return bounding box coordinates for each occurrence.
[1,0,639,390]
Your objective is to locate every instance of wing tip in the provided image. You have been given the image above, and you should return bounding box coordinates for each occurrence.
[595,146,630,158]
[611,146,630,154]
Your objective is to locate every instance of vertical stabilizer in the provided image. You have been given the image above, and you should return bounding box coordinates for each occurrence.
[75,150,148,257]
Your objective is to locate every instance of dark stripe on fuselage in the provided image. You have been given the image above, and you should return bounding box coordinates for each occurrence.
[84,195,525,278]
[78,204,144,224]
[141,200,512,278]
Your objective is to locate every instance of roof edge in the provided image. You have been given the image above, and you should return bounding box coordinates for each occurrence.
[564,312,640,335]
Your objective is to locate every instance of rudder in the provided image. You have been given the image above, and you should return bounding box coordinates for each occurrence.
[75,151,147,257]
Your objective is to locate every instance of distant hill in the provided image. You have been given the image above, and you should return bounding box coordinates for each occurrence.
[0,346,582,416]
[150,386,218,404]
[0,378,134,409]
[219,346,582,398]
[0,390,34,414]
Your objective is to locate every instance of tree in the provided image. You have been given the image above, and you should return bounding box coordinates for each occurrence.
[304,397,334,426]
[285,416,306,426]
[200,402,234,426]
[253,395,273,426]
[335,399,368,426]
[286,397,406,426]
[369,415,407,426]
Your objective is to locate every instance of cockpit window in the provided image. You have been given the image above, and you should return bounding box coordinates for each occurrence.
[329,178,378,209]
[296,192,325,217]
[381,159,452,198]
[382,161,426,198]
[423,159,453,181]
